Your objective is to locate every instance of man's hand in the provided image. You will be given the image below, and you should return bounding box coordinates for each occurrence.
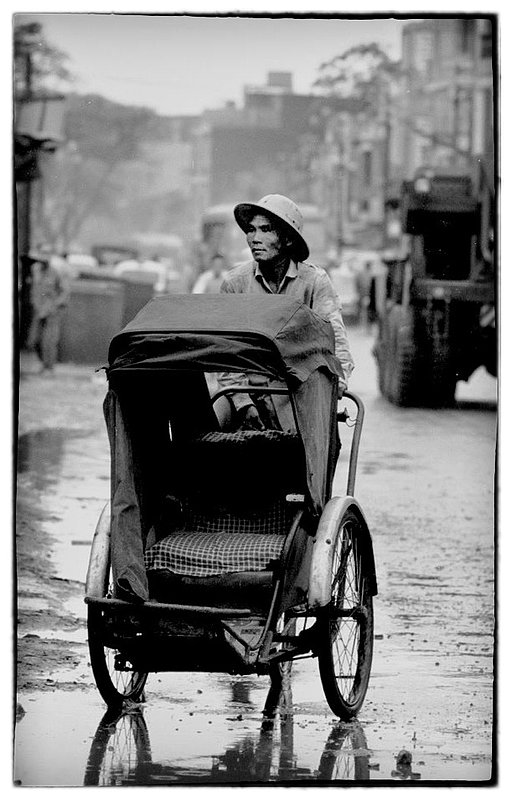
[338,380,347,400]
[239,404,265,430]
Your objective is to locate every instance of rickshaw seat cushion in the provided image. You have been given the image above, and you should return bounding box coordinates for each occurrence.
[144,531,284,577]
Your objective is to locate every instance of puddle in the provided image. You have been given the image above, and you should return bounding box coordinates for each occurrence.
[14,662,492,787]
[17,428,92,492]
[17,426,110,584]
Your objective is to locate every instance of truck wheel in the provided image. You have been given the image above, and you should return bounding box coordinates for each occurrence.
[385,306,421,406]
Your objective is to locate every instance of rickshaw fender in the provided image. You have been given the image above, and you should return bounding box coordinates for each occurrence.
[85,502,111,598]
[308,496,377,609]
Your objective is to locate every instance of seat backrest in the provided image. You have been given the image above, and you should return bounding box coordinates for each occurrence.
[176,429,305,507]
[169,429,306,536]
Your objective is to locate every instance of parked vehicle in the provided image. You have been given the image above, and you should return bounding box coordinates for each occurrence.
[91,244,139,268]
[373,163,496,406]
[197,203,252,274]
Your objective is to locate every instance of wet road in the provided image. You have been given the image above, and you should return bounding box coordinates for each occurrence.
[14,326,496,785]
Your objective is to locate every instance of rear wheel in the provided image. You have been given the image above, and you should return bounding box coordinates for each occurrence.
[317,510,374,720]
[87,566,148,708]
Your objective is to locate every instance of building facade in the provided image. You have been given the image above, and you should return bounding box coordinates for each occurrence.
[399,17,494,177]
[190,72,318,225]
[308,17,495,256]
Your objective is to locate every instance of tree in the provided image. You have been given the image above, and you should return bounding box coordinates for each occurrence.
[313,42,400,111]
[35,94,156,250]
[313,40,473,163]
[14,21,72,98]
[14,21,74,343]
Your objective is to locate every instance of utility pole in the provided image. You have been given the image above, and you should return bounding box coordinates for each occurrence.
[14,23,66,345]
[381,75,392,250]
[16,38,34,345]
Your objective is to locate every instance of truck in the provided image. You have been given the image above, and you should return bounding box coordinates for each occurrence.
[373,163,496,407]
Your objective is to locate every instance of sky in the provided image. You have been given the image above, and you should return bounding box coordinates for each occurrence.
[18,12,409,116]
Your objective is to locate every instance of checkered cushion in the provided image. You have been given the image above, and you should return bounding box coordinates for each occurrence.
[144,531,285,577]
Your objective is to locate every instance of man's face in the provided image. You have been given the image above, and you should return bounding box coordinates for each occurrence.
[246,214,290,264]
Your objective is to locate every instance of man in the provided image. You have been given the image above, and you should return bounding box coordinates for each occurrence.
[216,194,354,430]
[192,253,228,294]
[28,253,70,374]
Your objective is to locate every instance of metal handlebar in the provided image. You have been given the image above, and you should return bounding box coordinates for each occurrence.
[339,391,365,497]
[211,385,290,403]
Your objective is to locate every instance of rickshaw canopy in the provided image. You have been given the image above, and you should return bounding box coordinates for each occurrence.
[104,295,344,601]
[108,294,343,384]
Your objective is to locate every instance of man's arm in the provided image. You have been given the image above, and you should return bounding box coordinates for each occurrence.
[313,271,355,391]
[216,278,261,425]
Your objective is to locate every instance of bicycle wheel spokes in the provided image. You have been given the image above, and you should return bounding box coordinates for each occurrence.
[318,509,374,719]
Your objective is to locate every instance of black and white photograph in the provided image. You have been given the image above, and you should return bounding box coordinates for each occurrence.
[12,5,498,788]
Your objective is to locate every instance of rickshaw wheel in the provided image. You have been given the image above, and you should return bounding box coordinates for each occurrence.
[87,556,148,707]
[88,607,149,707]
[317,509,374,720]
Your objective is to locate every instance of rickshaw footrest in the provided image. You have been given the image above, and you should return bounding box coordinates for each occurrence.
[85,595,254,617]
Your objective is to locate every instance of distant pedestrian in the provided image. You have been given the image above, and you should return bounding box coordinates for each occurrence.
[28,254,70,373]
[356,261,373,330]
[192,254,228,294]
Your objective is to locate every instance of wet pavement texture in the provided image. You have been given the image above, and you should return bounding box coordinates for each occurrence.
[14,326,496,786]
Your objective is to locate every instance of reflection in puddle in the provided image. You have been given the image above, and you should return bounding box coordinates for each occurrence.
[391,749,422,781]
[17,428,90,491]
[84,684,372,785]
[16,425,110,584]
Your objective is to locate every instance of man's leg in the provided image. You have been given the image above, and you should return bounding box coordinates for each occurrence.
[213,395,234,430]
[35,319,44,364]
[41,311,60,369]
[206,372,234,430]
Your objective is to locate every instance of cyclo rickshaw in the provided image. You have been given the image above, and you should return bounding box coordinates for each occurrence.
[85,294,377,720]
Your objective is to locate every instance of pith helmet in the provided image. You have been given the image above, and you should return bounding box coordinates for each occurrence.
[234,194,309,262]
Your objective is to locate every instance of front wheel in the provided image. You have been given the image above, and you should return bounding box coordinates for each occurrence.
[88,600,149,708]
[86,518,148,708]
[316,509,374,719]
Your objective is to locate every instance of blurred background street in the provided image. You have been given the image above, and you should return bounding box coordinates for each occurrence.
[13,12,497,787]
